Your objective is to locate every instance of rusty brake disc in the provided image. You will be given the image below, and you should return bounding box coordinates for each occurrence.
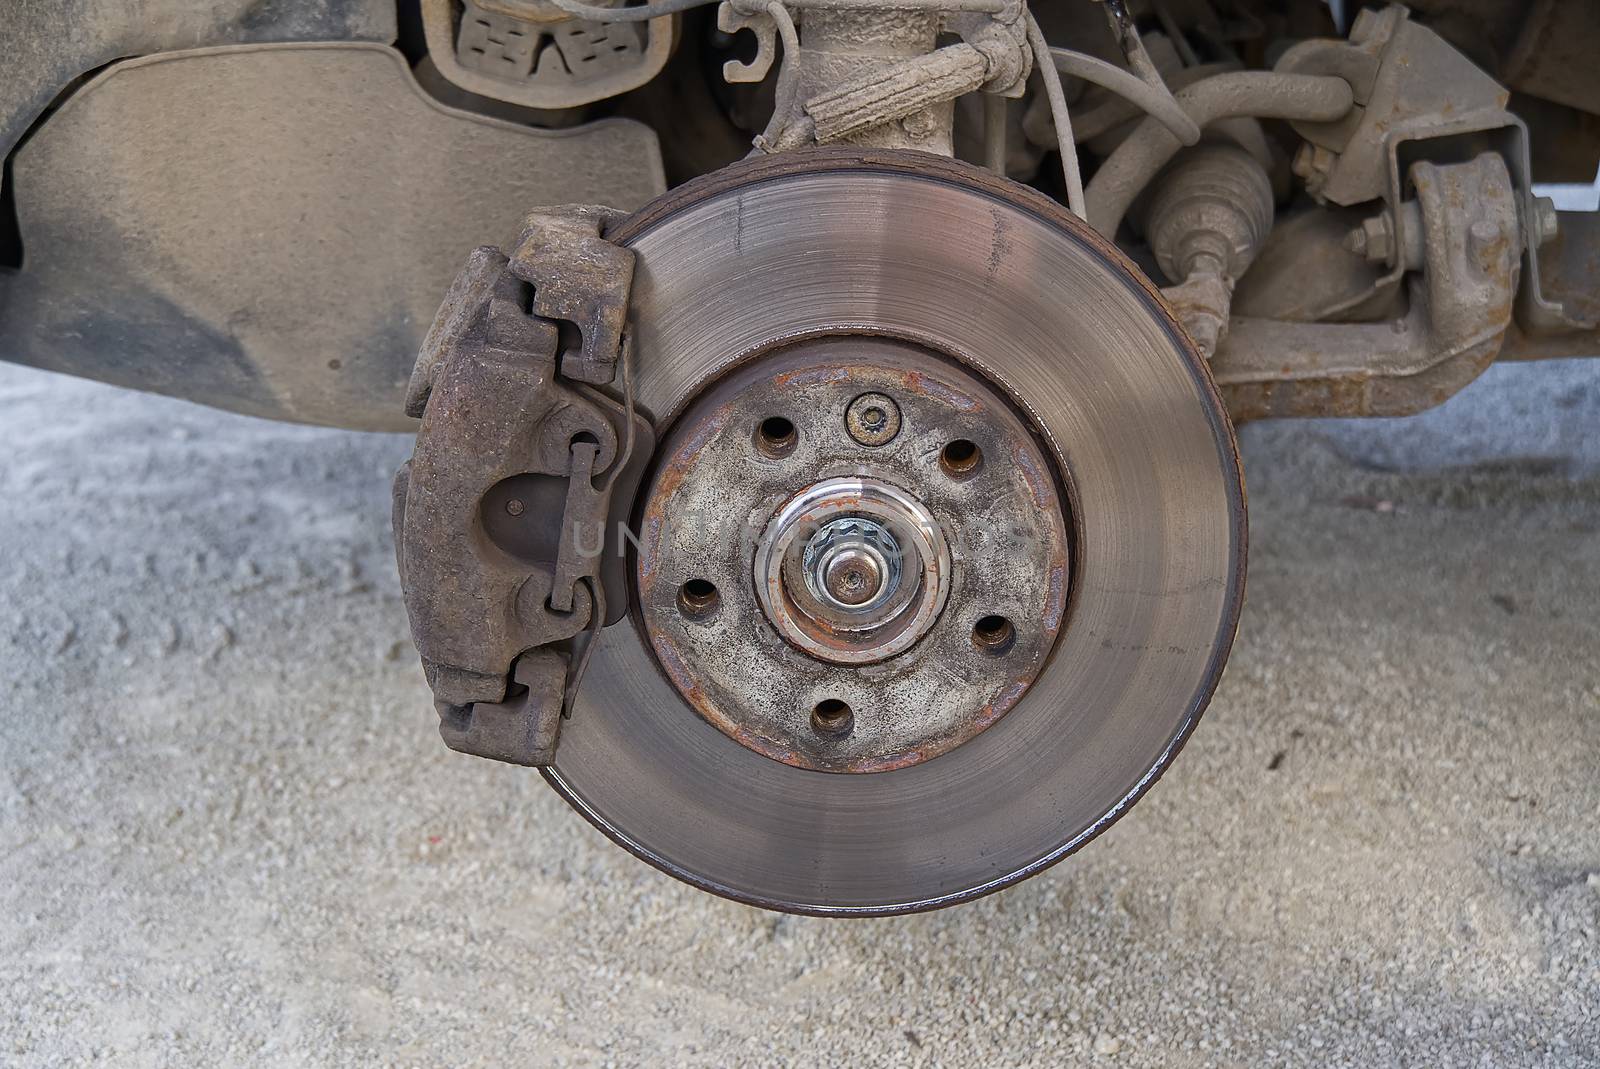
[541,149,1246,915]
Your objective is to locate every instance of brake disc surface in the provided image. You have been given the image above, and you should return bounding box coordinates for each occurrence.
[542,150,1246,915]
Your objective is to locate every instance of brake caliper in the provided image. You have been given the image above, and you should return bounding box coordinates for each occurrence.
[393,206,652,766]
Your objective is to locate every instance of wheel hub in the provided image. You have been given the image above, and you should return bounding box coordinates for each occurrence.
[634,338,1069,772]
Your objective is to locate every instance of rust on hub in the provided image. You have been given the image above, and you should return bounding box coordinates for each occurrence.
[632,336,1072,773]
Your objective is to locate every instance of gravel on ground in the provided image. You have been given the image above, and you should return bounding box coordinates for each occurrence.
[1,360,1597,1067]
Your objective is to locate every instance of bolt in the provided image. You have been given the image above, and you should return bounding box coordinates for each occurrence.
[845,392,902,447]
[1465,217,1509,274]
[1468,218,1500,254]
[505,499,525,516]
[822,547,883,607]
[902,108,939,141]
[1532,195,1559,247]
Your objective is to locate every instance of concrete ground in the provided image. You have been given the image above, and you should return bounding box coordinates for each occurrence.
[1,359,1596,1067]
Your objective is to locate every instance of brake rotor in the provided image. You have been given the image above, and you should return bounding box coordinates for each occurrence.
[543,149,1246,915]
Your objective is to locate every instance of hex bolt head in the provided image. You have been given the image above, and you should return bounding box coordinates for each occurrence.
[821,546,885,607]
[845,392,902,447]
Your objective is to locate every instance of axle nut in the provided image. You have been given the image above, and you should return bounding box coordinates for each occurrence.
[803,517,901,613]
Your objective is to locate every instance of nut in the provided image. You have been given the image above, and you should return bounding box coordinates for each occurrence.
[1347,214,1393,263]
[803,517,901,614]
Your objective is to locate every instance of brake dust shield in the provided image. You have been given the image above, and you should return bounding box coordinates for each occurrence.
[543,150,1246,915]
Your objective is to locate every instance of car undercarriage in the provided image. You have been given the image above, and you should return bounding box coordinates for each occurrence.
[3,0,1596,914]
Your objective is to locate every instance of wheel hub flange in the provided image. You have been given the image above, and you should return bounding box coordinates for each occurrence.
[633,336,1072,774]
